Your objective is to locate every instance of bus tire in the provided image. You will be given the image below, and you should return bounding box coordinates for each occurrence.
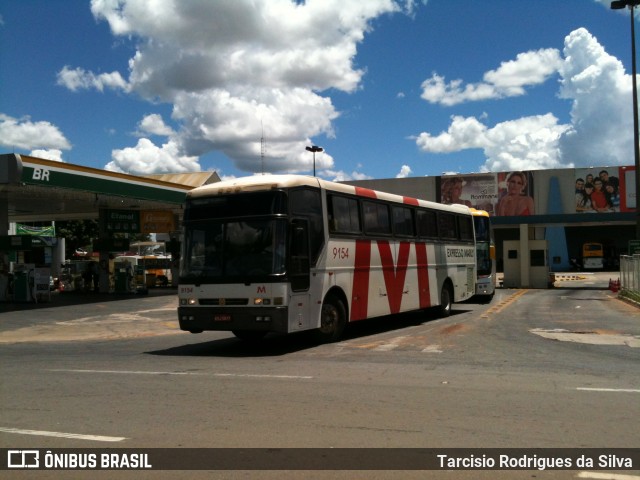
[439,283,452,318]
[315,294,347,343]
[232,330,267,341]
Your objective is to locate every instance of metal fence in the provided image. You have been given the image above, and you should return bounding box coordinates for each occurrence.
[619,254,640,303]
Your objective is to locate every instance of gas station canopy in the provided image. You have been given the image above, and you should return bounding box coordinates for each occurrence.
[0,153,214,226]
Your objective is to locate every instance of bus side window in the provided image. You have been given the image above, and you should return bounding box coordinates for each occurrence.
[458,216,473,241]
[392,206,415,237]
[438,212,457,240]
[328,194,361,234]
[417,209,437,239]
[362,200,391,235]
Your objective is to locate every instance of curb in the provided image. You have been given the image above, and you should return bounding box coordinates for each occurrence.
[554,274,587,281]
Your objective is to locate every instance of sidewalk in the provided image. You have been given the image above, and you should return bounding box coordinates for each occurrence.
[0,287,180,343]
[496,271,619,288]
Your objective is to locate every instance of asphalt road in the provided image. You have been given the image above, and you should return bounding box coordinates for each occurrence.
[0,274,638,480]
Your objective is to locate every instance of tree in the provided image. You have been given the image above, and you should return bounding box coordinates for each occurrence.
[56,220,152,258]
[56,220,99,258]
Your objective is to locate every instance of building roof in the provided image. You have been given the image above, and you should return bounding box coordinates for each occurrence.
[144,172,220,188]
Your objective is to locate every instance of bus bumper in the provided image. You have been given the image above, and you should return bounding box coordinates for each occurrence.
[178,306,289,333]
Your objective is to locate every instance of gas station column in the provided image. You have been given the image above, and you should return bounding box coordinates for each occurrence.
[0,197,8,235]
[0,153,23,235]
[97,208,111,293]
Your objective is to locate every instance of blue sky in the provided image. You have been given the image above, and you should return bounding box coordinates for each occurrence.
[0,0,635,181]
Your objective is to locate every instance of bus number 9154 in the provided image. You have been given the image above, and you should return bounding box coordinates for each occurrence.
[333,247,349,260]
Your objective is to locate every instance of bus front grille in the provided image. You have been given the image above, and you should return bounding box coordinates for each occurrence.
[199,298,249,306]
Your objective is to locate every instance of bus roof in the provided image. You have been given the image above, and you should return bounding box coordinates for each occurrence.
[187,174,472,215]
[470,208,491,217]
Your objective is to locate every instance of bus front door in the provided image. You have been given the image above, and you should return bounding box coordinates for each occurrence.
[288,220,311,331]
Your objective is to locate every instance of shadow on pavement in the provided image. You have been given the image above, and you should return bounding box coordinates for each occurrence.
[146,306,471,358]
[0,288,177,313]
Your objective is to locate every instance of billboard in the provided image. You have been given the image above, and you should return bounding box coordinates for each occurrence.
[438,171,535,217]
[574,167,622,213]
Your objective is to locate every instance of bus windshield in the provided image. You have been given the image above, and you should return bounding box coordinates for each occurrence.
[181,219,287,281]
[473,215,490,242]
[475,241,492,276]
[472,212,494,279]
[184,191,288,221]
[583,243,603,256]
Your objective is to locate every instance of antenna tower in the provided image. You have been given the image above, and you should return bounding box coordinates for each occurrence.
[260,122,266,175]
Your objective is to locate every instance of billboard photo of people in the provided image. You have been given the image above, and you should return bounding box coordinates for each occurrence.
[438,174,498,214]
[495,171,534,216]
[575,168,621,213]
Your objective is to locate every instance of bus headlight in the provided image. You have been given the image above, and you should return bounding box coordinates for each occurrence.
[180,298,197,305]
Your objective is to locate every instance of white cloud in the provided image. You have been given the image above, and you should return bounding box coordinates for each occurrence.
[396,165,412,178]
[0,114,71,153]
[421,49,562,106]
[136,114,175,137]
[173,87,337,173]
[416,27,633,171]
[29,149,64,162]
[56,66,129,93]
[417,114,569,172]
[558,28,633,166]
[104,138,200,175]
[324,169,373,182]
[58,0,410,174]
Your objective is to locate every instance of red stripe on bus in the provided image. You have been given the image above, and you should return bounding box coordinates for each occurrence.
[352,240,431,319]
[415,242,431,308]
[351,239,371,321]
[403,196,419,206]
[378,241,410,314]
[355,186,377,199]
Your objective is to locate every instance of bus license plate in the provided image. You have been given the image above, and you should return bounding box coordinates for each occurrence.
[214,314,232,322]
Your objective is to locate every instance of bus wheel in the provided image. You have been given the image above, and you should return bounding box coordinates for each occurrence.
[439,283,452,318]
[232,330,267,341]
[316,294,346,343]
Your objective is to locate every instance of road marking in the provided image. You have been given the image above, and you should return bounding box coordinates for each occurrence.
[0,427,126,442]
[577,472,640,480]
[373,344,399,351]
[531,329,640,347]
[483,290,528,318]
[576,387,640,393]
[369,335,409,351]
[48,369,313,379]
[422,345,443,353]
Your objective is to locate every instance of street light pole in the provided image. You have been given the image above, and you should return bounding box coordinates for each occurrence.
[305,145,323,177]
[612,0,640,239]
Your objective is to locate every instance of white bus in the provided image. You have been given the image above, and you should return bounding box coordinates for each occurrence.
[471,209,496,301]
[178,175,477,342]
